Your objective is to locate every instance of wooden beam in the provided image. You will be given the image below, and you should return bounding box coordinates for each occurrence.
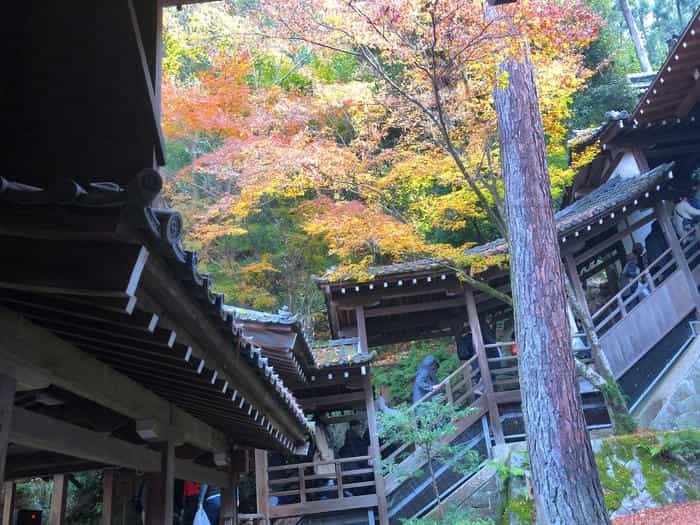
[126,0,166,165]
[1,483,14,525]
[572,211,656,265]
[363,297,466,318]
[655,200,700,315]
[4,453,103,481]
[10,407,162,472]
[9,407,230,489]
[298,392,366,412]
[49,474,68,525]
[0,237,149,298]
[355,306,368,354]
[268,494,378,519]
[140,260,307,444]
[0,306,228,453]
[174,459,233,488]
[254,450,269,524]
[464,287,504,445]
[676,79,700,117]
[0,375,15,484]
[332,281,462,308]
[363,375,388,525]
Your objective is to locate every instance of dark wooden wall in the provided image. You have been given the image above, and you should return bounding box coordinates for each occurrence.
[2,1,164,190]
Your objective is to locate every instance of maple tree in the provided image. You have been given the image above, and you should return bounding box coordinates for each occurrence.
[160,1,603,317]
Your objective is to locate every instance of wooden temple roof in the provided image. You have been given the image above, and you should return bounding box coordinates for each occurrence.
[565,8,700,201]
[224,305,316,388]
[466,162,675,257]
[0,170,311,452]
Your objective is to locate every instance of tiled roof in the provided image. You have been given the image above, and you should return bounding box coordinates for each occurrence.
[312,338,376,369]
[0,170,313,445]
[466,162,673,257]
[223,305,300,325]
[317,259,455,285]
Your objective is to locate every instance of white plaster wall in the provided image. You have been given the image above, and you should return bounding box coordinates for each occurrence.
[610,151,654,246]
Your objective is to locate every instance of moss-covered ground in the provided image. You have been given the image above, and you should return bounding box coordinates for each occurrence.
[501,430,700,524]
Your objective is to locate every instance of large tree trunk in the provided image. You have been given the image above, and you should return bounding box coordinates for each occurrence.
[492,42,610,524]
[619,0,653,72]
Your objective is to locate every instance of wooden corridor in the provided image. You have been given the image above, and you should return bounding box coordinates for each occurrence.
[258,213,700,524]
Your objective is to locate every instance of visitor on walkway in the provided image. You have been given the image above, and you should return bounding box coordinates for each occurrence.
[672,195,700,239]
[412,355,439,404]
[620,251,650,308]
[339,420,370,496]
[311,422,337,500]
[197,484,221,524]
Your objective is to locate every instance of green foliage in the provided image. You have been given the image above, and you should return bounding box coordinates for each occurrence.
[15,472,102,525]
[636,0,697,67]
[15,479,52,520]
[489,459,527,482]
[599,379,637,435]
[246,51,313,92]
[400,505,494,525]
[594,431,700,511]
[504,496,536,525]
[378,399,479,485]
[311,52,364,83]
[569,0,639,129]
[372,339,460,404]
[659,429,700,460]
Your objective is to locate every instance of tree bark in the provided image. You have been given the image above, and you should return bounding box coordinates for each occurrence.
[492,40,610,524]
[618,0,653,72]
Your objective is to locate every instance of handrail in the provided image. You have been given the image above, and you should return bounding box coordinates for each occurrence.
[268,455,370,472]
[591,245,674,323]
[379,356,482,458]
[407,355,479,411]
[267,454,377,506]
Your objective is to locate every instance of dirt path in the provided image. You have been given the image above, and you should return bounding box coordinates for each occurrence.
[612,501,700,524]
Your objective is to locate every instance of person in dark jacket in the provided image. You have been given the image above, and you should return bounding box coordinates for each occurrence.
[412,355,439,404]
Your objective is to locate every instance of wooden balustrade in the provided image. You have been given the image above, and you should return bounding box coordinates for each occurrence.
[266,455,379,519]
[268,455,375,505]
[591,245,678,335]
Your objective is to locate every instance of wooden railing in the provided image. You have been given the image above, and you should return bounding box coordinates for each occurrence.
[486,339,594,392]
[266,455,379,519]
[681,224,700,271]
[590,245,677,336]
[379,355,482,465]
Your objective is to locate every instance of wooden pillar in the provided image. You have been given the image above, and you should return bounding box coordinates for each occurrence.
[464,287,505,445]
[145,441,174,525]
[49,474,68,525]
[254,450,269,525]
[102,470,115,525]
[355,305,369,353]
[564,253,591,319]
[656,200,700,315]
[363,375,389,525]
[219,473,239,525]
[1,483,15,525]
[0,375,16,485]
